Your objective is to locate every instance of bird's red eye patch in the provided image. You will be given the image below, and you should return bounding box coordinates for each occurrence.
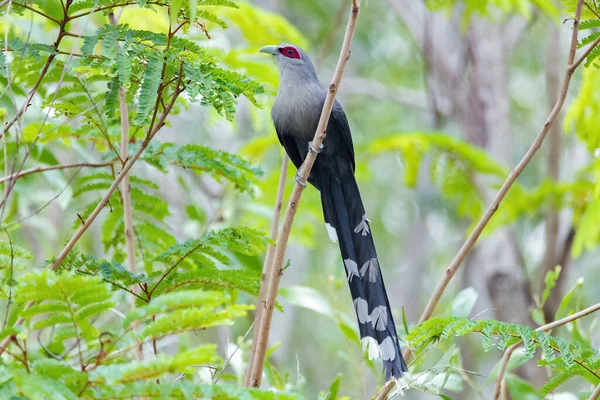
[279,46,301,59]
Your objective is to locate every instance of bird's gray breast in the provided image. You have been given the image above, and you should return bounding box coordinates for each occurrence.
[272,82,326,139]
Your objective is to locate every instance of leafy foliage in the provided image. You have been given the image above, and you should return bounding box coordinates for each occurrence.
[408,317,600,395]
[142,141,262,193]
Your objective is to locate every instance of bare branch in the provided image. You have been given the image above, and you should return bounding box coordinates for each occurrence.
[589,382,600,400]
[493,301,600,399]
[244,155,289,386]
[247,0,361,388]
[405,0,595,363]
[0,161,115,184]
[109,10,141,360]
[11,2,61,24]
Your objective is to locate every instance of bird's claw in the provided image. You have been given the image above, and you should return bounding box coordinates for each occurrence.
[295,171,307,188]
[308,141,324,154]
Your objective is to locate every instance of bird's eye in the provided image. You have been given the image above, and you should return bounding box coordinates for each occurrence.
[279,46,301,60]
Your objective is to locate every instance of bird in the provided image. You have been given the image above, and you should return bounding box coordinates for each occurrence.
[259,43,408,380]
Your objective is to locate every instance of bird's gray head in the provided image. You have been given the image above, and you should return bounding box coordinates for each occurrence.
[259,43,318,84]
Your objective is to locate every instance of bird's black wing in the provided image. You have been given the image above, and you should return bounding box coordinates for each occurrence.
[275,128,304,171]
[329,101,355,172]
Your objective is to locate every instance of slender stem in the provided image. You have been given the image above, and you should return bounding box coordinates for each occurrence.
[247,0,361,388]
[12,2,61,24]
[148,242,203,297]
[571,33,600,71]
[244,155,288,386]
[0,161,115,184]
[1,54,56,140]
[493,301,600,399]
[171,20,189,37]
[405,0,594,361]
[57,49,82,57]
[68,1,168,19]
[584,1,600,19]
[0,1,85,220]
[589,383,600,400]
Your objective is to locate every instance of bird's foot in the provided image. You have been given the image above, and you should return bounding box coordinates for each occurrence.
[295,171,307,188]
[308,141,324,154]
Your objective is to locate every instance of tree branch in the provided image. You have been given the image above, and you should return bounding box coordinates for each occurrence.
[12,2,61,24]
[246,0,361,388]
[0,161,115,184]
[67,1,167,19]
[109,10,141,360]
[538,19,563,319]
[244,155,288,386]
[589,382,600,400]
[1,54,56,140]
[404,0,595,362]
[493,301,600,399]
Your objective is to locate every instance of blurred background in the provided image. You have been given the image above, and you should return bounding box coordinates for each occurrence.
[3,0,600,398]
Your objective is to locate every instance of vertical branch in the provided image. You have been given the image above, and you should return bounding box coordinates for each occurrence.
[244,155,288,386]
[405,0,592,363]
[538,15,564,321]
[247,0,361,388]
[108,11,141,360]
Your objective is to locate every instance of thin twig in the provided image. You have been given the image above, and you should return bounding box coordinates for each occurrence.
[1,54,56,140]
[493,301,600,399]
[405,0,594,362]
[215,320,255,384]
[244,155,288,386]
[0,161,115,184]
[247,0,361,388]
[589,382,600,400]
[1,228,14,330]
[0,3,90,221]
[584,1,600,19]
[11,2,61,24]
[68,1,167,19]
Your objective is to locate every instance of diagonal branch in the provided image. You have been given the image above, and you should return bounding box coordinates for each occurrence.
[405,0,597,362]
[0,161,116,184]
[246,0,361,388]
[589,382,600,400]
[11,2,61,24]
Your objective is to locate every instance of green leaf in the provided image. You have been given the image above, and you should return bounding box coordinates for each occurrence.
[135,52,163,125]
[142,142,262,193]
[324,374,342,400]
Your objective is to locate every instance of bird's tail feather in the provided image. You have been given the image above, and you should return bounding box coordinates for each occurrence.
[320,172,408,380]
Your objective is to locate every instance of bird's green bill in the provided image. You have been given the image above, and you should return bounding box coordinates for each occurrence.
[259,45,278,55]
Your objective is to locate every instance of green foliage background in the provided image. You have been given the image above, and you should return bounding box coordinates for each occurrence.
[0,0,599,399]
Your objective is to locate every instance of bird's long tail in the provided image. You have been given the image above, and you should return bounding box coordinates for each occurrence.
[320,171,408,380]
